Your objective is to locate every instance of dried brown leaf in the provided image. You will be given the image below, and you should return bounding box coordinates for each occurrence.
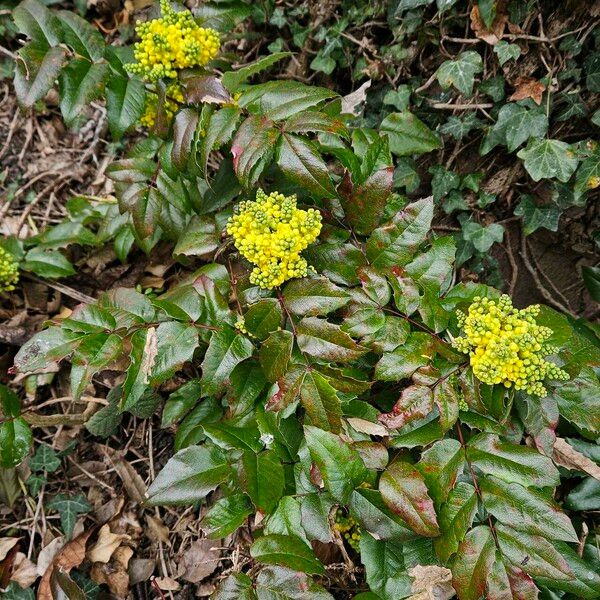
[470,5,508,45]
[0,538,19,562]
[87,524,131,564]
[177,539,221,584]
[145,514,170,545]
[408,565,455,600]
[9,553,38,589]
[553,438,600,481]
[509,76,546,105]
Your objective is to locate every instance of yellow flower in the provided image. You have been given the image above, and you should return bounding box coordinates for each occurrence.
[334,509,361,552]
[227,189,322,289]
[0,246,19,292]
[453,295,569,397]
[126,0,220,83]
[139,81,184,128]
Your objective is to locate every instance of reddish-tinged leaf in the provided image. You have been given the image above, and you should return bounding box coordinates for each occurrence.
[296,317,367,362]
[510,77,546,106]
[379,461,440,537]
[378,384,434,429]
[488,555,540,600]
[434,379,460,432]
[267,367,305,411]
[299,370,342,433]
[182,75,232,105]
[416,438,464,506]
[451,525,495,600]
[172,108,199,170]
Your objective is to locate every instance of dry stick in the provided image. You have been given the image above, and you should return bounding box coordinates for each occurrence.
[16,175,70,235]
[0,110,19,160]
[432,102,494,110]
[22,273,96,304]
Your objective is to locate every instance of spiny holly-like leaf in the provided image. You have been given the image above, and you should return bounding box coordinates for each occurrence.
[250,534,325,575]
[304,425,367,503]
[0,417,32,469]
[201,493,253,539]
[146,445,230,505]
[379,461,440,537]
[487,556,539,600]
[517,138,579,182]
[283,277,350,317]
[451,525,496,600]
[366,197,434,268]
[259,330,293,383]
[434,482,478,563]
[296,317,367,362]
[197,106,241,175]
[434,379,460,432]
[375,332,435,382]
[467,433,560,488]
[106,75,146,141]
[380,112,441,156]
[14,44,66,108]
[47,493,91,538]
[284,111,348,137]
[201,326,254,395]
[121,327,157,411]
[276,133,337,198]
[480,476,578,543]
[436,51,483,96]
[172,108,199,170]
[240,450,285,513]
[58,10,105,61]
[222,52,292,93]
[416,438,464,506]
[300,370,342,433]
[13,0,62,46]
[378,384,434,430]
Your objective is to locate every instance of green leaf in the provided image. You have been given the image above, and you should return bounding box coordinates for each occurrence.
[146,445,230,505]
[240,450,285,513]
[85,389,121,437]
[197,106,241,175]
[161,380,201,427]
[231,115,279,188]
[297,317,366,362]
[30,443,61,473]
[405,235,455,295]
[379,384,434,432]
[283,277,349,317]
[222,52,292,93]
[58,10,105,61]
[434,482,477,563]
[379,461,439,537]
[201,326,254,396]
[250,535,324,575]
[239,81,337,122]
[514,195,561,235]
[284,111,347,137]
[150,322,198,385]
[14,44,66,108]
[201,493,253,539]
[121,328,157,411]
[375,332,435,382]
[300,370,342,433]
[416,438,463,506]
[13,0,62,46]
[582,266,600,302]
[482,104,548,154]
[480,476,577,542]
[493,41,521,65]
[13,327,83,373]
[1,582,35,600]
[451,526,496,600]
[495,524,574,580]
[461,221,504,252]
[171,108,199,170]
[1,385,20,417]
[574,147,600,196]
[366,197,434,268]
[517,138,579,182]
[276,133,336,198]
[0,417,32,468]
[47,493,91,538]
[259,330,293,383]
[487,556,539,600]
[173,216,218,258]
[243,299,283,340]
[23,247,75,278]
[380,112,441,157]
[106,76,146,140]
[304,425,367,503]
[434,379,460,433]
[436,51,483,96]
[58,59,109,128]
[467,433,560,488]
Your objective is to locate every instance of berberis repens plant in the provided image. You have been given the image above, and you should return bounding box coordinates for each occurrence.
[5,0,600,597]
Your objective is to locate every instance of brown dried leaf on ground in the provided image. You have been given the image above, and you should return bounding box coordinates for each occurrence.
[91,545,133,597]
[553,438,600,480]
[408,565,455,600]
[177,538,222,584]
[87,524,132,564]
[470,5,508,45]
[9,553,38,589]
[509,76,546,105]
[0,538,19,562]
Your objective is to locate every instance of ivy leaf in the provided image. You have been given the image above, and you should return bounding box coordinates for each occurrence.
[480,476,578,542]
[517,138,579,182]
[14,44,67,108]
[201,326,254,395]
[379,461,440,537]
[231,115,280,188]
[296,317,367,362]
[47,493,91,538]
[461,221,504,252]
[574,147,600,196]
[30,443,61,473]
[58,59,109,128]
[514,195,561,235]
[250,534,324,575]
[438,113,483,140]
[283,277,349,317]
[2,582,35,600]
[493,41,521,65]
[434,482,478,563]
[240,450,285,513]
[366,197,434,268]
[495,524,574,580]
[482,104,548,154]
[467,433,560,488]
[304,425,367,503]
[380,112,441,156]
[276,133,336,198]
[436,51,483,96]
[146,445,230,505]
[451,526,496,600]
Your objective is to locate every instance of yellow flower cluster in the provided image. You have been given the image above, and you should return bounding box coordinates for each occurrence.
[334,509,361,552]
[453,295,569,397]
[227,190,322,289]
[139,81,184,128]
[0,246,19,292]
[126,0,220,82]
